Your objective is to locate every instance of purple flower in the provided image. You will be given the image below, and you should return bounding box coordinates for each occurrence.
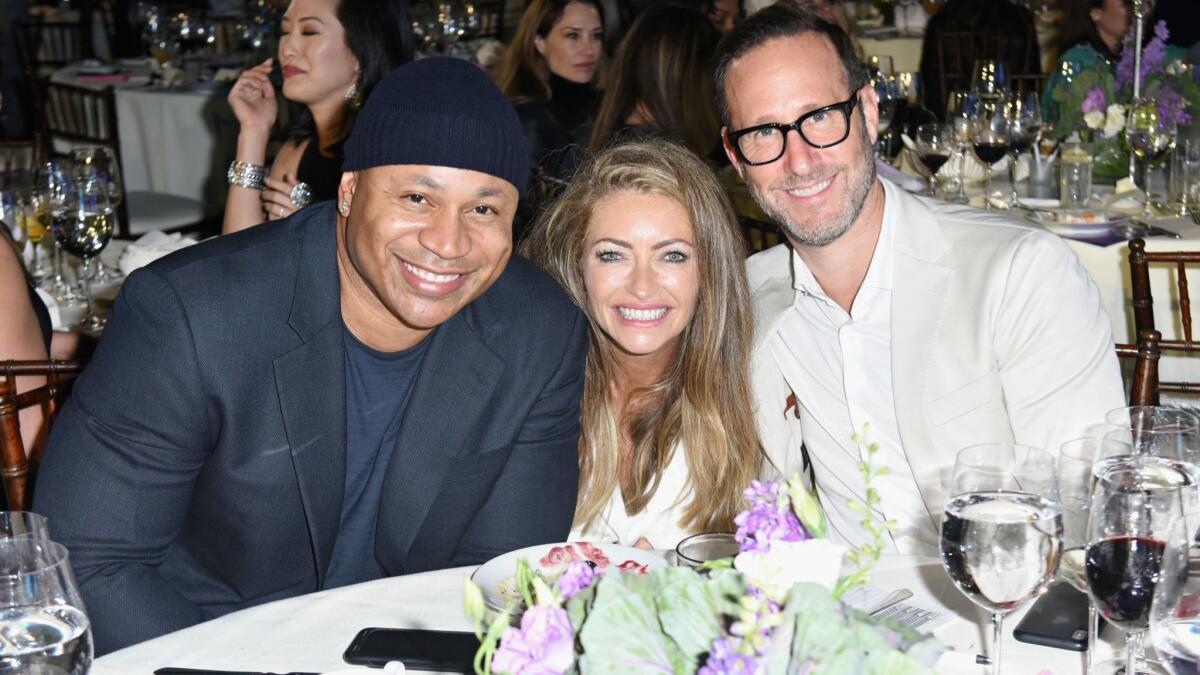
[1081,87,1108,114]
[698,637,764,675]
[1156,86,1193,127]
[1116,21,1171,93]
[492,605,574,675]
[557,560,596,599]
[734,481,808,553]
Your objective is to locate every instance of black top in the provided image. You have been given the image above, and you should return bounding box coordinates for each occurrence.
[30,283,51,351]
[514,74,600,170]
[296,137,345,205]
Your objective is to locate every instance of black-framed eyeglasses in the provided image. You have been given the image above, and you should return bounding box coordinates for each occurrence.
[727,93,859,166]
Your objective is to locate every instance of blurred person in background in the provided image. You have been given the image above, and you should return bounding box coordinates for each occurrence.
[588,4,722,161]
[222,0,414,234]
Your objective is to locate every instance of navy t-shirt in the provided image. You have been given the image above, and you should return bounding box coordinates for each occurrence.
[322,325,430,589]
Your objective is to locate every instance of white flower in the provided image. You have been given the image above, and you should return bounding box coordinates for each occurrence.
[1103,103,1127,138]
[734,539,848,602]
[1083,110,1105,131]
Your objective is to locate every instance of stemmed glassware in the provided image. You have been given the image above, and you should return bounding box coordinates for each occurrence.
[872,74,900,158]
[940,443,1063,674]
[70,147,124,282]
[945,90,973,203]
[915,123,954,198]
[1086,459,1191,675]
[1150,518,1200,674]
[970,59,1009,104]
[19,188,52,280]
[970,98,1012,209]
[52,168,114,333]
[1125,100,1176,218]
[36,161,81,303]
[1004,91,1042,207]
[0,538,92,673]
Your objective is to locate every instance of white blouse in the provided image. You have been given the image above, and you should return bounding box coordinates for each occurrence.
[569,443,695,551]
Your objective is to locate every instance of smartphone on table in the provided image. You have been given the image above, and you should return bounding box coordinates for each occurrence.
[1013,581,1105,652]
[343,627,481,672]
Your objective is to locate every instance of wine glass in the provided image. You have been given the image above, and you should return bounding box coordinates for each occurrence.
[0,538,92,673]
[915,123,953,197]
[867,54,894,77]
[1103,406,1200,468]
[1125,100,1176,218]
[1004,91,1042,207]
[36,161,80,302]
[970,59,1009,104]
[70,147,124,282]
[1150,519,1200,674]
[53,170,114,333]
[19,188,51,280]
[873,74,899,158]
[1060,437,1133,674]
[970,98,1011,209]
[945,90,973,202]
[941,443,1063,675]
[1086,458,1191,675]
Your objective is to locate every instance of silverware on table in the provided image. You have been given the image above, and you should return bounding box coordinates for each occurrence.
[1119,220,1182,239]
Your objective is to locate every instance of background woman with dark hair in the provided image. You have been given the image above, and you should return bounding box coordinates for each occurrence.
[588,4,721,161]
[1041,0,1130,122]
[496,0,605,196]
[222,0,414,234]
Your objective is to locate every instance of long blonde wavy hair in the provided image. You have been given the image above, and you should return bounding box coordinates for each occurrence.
[521,138,762,535]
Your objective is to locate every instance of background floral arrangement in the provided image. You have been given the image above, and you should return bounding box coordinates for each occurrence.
[464,430,946,674]
[1049,20,1200,177]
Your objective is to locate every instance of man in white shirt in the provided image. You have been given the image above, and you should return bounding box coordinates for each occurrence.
[716,4,1125,553]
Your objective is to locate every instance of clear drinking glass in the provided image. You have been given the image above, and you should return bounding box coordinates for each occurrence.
[946,90,973,202]
[1103,406,1200,468]
[675,532,740,568]
[1125,100,1176,218]
[915,123,954,197]
[54,170,114,333]
[19,188,51,280]
[69,147,124,282]
[969,59,1009,103]
[970,97,1012,209]
[873,74,900,157]
[1150,518,1200,674]
[1060,141,1094,210]
[0,512,50,541]
[1168,138,1200,217]
[1087,459,1191,675]
[1005,91,1042,207]
[1059,438,1132,674]
[0,538,92,674]
[941,443,1063,674]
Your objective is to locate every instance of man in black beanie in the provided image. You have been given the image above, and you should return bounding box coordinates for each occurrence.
[35,58,588,655]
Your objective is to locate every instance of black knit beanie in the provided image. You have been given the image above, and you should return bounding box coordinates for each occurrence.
[343,58,530,196]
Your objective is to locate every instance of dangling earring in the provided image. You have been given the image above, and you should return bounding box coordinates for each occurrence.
[339,200,351,216]
[345,81,362,111]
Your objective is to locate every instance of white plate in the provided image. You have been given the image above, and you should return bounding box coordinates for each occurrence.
[470,542,667,611]
[1028,208,1129,234]
[1017,197,1060,210]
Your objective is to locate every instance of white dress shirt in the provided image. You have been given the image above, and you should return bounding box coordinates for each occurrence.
[766,191,938,555]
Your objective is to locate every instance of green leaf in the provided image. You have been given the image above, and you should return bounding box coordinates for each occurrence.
[576,571,686,674]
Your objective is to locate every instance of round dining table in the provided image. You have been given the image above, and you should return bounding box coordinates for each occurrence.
[90,554,1119,675]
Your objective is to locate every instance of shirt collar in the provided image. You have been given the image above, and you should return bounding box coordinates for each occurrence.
[788,179,895,301]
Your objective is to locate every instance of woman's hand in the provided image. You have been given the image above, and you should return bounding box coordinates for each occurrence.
[228,58,277,134]
[261,174,300,220]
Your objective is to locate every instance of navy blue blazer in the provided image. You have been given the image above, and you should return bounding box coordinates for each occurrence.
[34,202,588,655]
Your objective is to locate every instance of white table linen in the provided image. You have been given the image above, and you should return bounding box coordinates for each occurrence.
[90,556,1116,674]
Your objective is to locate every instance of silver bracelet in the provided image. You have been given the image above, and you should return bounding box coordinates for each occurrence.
[227,160,267,190]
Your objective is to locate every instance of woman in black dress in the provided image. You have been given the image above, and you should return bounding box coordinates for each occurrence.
[222,0,414,233]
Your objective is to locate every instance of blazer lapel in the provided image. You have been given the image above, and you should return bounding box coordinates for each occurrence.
[272,204,347,585]
[375,304,505,572]
[888,187,955,531]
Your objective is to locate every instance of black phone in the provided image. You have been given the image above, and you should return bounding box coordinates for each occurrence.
[343,627,481,671]
[1013,582,1103,652]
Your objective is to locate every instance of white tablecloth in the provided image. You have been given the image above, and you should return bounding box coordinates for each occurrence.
[51,63,238,208]
[90,556,1116,675]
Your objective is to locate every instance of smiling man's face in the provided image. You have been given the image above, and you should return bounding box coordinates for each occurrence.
[336,165,517,350]
[722,32,878,248]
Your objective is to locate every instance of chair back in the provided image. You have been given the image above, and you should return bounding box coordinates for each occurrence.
[1115,330,1162,406]
[31,79,137,238]
[13,20,93,77]
[1126,238,1200,396]
[0,360,86,511]
[935,29,1040,115]
[739,216,784,255]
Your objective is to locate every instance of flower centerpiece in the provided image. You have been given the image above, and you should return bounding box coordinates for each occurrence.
[463,429,946,674]
[1049,20,1200,178]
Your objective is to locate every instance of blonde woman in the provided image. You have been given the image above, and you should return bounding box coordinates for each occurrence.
[522,138,761,549]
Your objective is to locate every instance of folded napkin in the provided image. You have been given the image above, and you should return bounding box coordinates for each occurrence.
[876,158,926,193]
[897,133,1017,182]
[1103,178,1145,212]
[118,231,199,276]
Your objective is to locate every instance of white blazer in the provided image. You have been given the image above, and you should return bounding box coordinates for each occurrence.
[749,179,1127,532]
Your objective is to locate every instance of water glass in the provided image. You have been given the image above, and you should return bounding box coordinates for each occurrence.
[1168,138,1200,215]
[675,532,739,567]
[0,539,92,674]
[941,444,1062,675]
[1150,525,1200,674]
[0,512,50,541]
[1059,141,1094,209]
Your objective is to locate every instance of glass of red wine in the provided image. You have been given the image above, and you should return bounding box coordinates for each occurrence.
[1004,92,1042,208]
[915,123,953,198]
[1150,518,1200,674]
[1086,459,1191,675]
[969,98,1011,210]
[940,444,1062,675]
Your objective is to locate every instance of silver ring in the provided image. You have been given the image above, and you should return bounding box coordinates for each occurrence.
[289,181,313,209]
